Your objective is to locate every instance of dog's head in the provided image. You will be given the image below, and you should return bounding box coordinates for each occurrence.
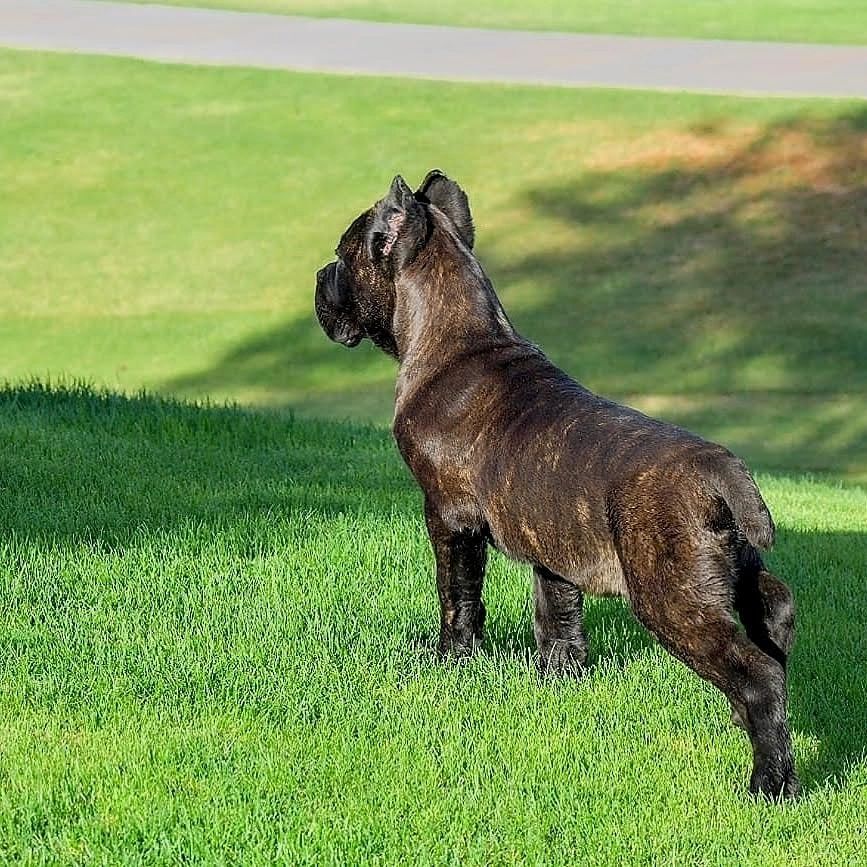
[314,171,474,356]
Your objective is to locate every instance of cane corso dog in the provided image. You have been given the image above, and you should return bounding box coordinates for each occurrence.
[315,172,799,799]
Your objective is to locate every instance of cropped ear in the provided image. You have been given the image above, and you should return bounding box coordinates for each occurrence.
[368,175,426,269]
[415,170,474,249]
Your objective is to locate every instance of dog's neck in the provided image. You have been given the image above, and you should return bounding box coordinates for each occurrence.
[391,225,515,377]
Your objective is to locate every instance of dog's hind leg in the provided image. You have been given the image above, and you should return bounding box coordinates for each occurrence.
[534,566,587,678]
[622,542,799,800]
[728,546,795,731]
[425,500,487,658]
[734,544,795,667]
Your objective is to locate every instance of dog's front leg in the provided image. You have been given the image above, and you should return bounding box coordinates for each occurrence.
[534,566,588,678]
[424,500,487,658]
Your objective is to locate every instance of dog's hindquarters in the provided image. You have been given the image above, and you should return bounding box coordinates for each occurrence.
[733,542,795,668]
[610,474,799,799]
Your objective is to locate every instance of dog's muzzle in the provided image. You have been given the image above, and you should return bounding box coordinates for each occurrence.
[315,263,363,348]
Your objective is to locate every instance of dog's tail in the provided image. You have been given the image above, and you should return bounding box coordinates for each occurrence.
[706,453,775,549]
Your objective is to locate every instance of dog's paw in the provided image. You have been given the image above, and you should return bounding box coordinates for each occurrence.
[437,632,481,660]
[537,641,587,679]
[437,602,485,660]
[749,763,801,801]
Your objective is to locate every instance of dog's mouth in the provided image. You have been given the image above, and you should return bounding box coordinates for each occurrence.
[333,321,363,347]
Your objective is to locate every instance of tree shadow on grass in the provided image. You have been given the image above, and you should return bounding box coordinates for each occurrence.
[166,312,398,423]
[489,109,867,482]
[775,527,867,791]
[164,109,867,482]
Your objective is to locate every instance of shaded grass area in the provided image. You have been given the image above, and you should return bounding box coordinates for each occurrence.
[2,50,865,483]
[0,383,866,864]
[125,0,867,45]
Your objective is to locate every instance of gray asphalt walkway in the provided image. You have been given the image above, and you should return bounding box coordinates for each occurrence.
[2,0,866,98]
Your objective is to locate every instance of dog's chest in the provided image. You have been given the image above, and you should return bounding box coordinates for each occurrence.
[393,418,484,527]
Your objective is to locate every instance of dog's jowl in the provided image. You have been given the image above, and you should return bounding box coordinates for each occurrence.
[314,171,799,799]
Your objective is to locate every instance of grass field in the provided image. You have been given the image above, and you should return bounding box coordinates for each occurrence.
[2,50,866,483]
[1,383,865,864]
[125,0,867,45]
[2,46,866,861]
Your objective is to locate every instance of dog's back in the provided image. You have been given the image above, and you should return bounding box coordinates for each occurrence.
[399,339,772,595]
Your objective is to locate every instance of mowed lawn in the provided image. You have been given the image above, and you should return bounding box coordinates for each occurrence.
[0,383,866,864]
[125,0,867,45]
[2,50,866,483]
[1,48,867,862]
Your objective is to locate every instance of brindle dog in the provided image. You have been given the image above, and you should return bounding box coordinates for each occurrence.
[315,172,799,799]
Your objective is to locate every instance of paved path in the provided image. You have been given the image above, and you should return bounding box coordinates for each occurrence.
[2,0,866,98]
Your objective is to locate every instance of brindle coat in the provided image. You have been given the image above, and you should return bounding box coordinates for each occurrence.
[315,172,799,799]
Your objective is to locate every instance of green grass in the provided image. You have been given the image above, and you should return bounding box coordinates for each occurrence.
[1,382,865,864]
[126,0,867,44]
[2,49,866,484]
[2,47,866,861]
